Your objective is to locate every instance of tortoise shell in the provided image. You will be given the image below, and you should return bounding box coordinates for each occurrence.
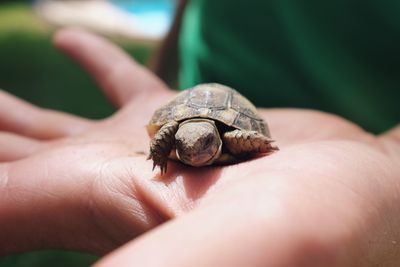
[147,83,270,137]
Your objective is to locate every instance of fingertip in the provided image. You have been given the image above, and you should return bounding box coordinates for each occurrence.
[53,27,92,51]
[54,27,108,54]
[53,27,78,47]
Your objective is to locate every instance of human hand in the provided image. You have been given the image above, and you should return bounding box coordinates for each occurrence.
[1,29,400,267]
[0,28,174,254]
[96,106,400,266]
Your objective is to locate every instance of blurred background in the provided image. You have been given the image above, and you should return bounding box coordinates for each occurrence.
[0,0,175,266]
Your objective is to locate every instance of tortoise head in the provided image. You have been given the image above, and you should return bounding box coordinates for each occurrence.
[175,119,222,167]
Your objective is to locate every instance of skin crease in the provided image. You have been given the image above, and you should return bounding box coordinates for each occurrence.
[0,29,399,266]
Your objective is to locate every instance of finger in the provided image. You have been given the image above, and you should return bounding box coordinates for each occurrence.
[0,90,92,139]
[0,132,43,162]
[0,153,109,254]
[259,108,369,146]
[95,201,316,267]
[378,124,400,156]
[379,124,400,143]
[53,28,170,107]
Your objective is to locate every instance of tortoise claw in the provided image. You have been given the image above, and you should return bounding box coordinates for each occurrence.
[160,162,168,174]
[157,160,167,174]
[148,152,168,174]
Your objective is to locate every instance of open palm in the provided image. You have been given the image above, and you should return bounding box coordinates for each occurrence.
[1,29,399,267]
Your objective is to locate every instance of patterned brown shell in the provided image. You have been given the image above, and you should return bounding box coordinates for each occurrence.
[147,83,270,137]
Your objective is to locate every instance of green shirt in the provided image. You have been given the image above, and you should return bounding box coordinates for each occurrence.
[179,0,400,133]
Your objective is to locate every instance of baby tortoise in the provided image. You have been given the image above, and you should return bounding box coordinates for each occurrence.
[147,83,278,173]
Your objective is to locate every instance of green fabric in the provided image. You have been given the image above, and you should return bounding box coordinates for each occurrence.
[179,0,400,133]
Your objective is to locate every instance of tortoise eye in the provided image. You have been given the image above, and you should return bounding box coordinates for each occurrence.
[203,136,213,147]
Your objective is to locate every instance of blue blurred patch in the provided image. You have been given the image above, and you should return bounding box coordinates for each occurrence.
[109,0,176,37]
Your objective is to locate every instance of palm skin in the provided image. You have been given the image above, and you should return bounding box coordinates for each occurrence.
[0,29,399,267]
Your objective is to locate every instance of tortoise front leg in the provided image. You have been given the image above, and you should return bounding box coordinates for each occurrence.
[223,129,278,156]
[148,121,179,174]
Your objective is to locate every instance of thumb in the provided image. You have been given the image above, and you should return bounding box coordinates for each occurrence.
[94,200,314,267]
[53,27,169,107]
